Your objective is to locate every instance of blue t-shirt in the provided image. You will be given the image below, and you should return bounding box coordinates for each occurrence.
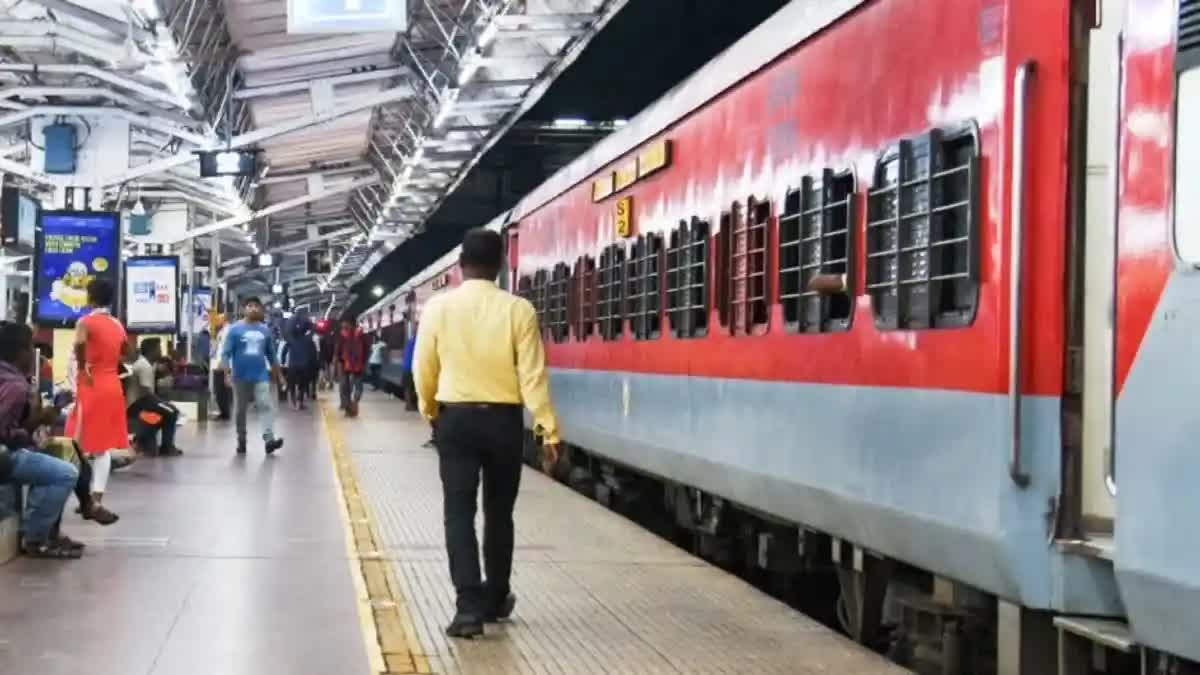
[401,335,416,373]
[222,321,276,383]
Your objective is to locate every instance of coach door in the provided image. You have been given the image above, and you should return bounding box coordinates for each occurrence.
[502,227,519,292]
[1065,0,1121,548]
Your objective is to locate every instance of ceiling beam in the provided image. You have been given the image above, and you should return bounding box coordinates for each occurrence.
[105,86,412,186]
[233,67,406,100]
[171,176,379,243]
[0,64,196,112]
[23,0,156,41]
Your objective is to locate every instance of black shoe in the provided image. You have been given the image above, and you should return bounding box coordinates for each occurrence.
[483,594,516,622]
[445,613,483,639]
[265,437,283,455]
[236,440,247,455]
[160,447,183,457]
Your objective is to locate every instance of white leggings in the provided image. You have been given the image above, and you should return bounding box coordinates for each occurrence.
[91,451,112,494]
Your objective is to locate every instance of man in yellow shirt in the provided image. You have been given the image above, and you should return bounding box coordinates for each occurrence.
[414,227,560,639]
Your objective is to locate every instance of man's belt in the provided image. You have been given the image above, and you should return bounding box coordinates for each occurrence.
[438,401,521,411]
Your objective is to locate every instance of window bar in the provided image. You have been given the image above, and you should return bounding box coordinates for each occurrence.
[689,217,708,336]
[920,131,939,328]
[894,140,911,329]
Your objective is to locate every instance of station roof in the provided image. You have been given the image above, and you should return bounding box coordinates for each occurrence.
[0,0,785,317]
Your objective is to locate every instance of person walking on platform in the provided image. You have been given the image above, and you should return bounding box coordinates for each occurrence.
[65,279,132,513]
[210,314,232,420]
[367,335,386,391]
[400,330,418,412]
[334,319,366,417]
[221,297,285,455]
[414,227,561,639]
[283,312,317,410]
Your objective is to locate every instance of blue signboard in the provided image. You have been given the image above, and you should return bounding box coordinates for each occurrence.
[287,0,405,33]
[34,211,120,327]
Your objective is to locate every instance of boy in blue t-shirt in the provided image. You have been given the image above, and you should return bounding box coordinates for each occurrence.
[221,296,285,455]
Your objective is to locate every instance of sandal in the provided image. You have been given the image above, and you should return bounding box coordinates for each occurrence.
[22,540,82,559]
[83,505,119,525]
[55,535,86,550]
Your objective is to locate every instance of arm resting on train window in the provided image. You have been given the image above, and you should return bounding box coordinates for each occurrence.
[514,301,560,445]
[413,303,441,423]
[808,273,848,295]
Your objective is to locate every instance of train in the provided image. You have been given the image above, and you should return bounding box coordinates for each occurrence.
[362,1,1197,673]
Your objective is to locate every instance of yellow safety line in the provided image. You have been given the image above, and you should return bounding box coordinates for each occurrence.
[321,401,433,675]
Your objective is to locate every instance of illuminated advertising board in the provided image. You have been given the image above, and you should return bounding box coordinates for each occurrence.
[34,210,120,327]
[124,256,180,334]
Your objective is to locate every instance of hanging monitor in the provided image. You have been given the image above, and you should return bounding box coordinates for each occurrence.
[34,210,121,327]
[287,0,406,33]
[306,247,332,274]
[124,256,180,334]
[197,149,259,178]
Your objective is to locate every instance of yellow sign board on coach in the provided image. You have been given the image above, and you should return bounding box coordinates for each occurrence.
[615,196,633,238]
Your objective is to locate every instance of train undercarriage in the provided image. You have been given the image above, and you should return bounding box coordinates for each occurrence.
[523,434,1199,675]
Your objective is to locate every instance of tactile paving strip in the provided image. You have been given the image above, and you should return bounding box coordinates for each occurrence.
[344,395,909,675]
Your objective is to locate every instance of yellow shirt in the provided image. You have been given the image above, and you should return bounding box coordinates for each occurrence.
[414,278,561,444]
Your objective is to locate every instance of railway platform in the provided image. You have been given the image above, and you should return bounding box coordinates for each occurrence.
[0,393,907,675]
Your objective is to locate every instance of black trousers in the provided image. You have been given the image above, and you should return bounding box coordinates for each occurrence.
[128,395,179,450]
[436,404,523,615]
[213,370,232,419]
[50,445,92,540]
[401,371,417,411]
[288,365,315,404]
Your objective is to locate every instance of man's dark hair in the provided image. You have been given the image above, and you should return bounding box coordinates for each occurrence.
[243,296,262,307]
[140,337,161,358]
[0,321,33,365]
[459,228,503,279]
[87,278,114,307]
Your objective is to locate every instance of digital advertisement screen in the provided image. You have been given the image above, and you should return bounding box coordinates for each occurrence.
[34,210,120,327]
[1,187,38,251]
[124,256,180,334]
[191,287,212,335]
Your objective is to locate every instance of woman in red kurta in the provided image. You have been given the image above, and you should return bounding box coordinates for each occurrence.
[65,279,131,506]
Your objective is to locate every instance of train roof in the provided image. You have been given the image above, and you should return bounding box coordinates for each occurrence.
[361,210,508,317]
[363,0,866,320]
[507,0,867,222]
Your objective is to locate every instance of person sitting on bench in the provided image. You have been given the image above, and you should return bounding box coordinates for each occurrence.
[126,338,183,457]
[0,321,81,558]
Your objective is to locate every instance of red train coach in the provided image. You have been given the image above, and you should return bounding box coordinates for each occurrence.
[378,0,1200,672]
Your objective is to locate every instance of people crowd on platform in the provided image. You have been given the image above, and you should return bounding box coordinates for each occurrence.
[1,228,558,647]
[0,278,388,561]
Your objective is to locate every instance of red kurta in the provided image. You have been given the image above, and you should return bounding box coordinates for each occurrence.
[66,310,130,455]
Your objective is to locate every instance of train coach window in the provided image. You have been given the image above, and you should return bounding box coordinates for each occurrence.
[780,169,856,333]
[570,256,596,341]
[548,263,571,343]
[722,198,771,336]
[667,217,710,338]
[627,233,664,340]
[866,127,980,330]
[517,274,533,305]
[532,269,549,335]
[597,244,626,341]
[1176,67,1200,263]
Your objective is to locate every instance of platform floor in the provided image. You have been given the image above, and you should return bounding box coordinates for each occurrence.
[0,391,909,675]
[339,394,908,675]
[0,406,370,675]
